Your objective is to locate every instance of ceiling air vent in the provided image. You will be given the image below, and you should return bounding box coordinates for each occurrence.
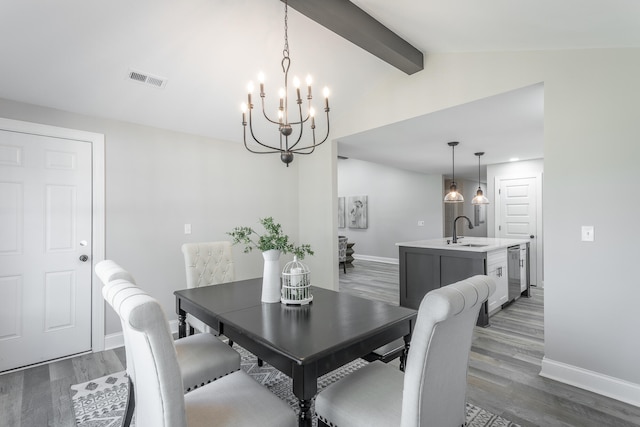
[127,69,168,89]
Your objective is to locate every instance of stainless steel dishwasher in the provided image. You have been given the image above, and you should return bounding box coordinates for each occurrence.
[507,245,521,302]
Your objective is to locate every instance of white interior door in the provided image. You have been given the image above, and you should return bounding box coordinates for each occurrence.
[0,129,93,372]
[496,176,541,287]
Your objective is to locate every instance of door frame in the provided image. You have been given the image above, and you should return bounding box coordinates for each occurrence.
[0,117,105,352]
[494,172,543,287]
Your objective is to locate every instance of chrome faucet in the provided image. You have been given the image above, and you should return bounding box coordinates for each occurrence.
[452,215,474,243]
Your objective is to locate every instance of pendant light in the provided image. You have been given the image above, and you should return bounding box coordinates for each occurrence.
[444,141,464,203]
[472,152,490,205]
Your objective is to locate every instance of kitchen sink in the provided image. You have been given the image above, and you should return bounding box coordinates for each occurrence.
[458,243,488,247]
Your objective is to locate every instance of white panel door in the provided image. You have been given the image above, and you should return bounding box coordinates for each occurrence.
[496,177,538,287]
[0,129,92,372]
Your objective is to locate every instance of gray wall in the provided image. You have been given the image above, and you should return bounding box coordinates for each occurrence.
[0,97,301,336]
[337,158,442,261]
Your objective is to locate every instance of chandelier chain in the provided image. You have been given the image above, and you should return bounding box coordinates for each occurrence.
[283,0,289,57]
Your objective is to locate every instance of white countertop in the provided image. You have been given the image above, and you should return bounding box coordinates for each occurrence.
[396,237,530,252]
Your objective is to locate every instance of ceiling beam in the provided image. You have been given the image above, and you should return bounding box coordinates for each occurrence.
[284,0,424,75]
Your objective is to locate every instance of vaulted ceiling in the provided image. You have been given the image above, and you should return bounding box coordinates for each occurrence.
[1,0,639,177]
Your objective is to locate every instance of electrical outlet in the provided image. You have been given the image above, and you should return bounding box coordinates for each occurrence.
[581,226,594,242]
[418,220,425,226]
[184,223,192,234]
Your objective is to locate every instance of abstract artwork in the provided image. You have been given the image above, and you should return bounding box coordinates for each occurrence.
[348,195,368,229]
[338,197,345,228]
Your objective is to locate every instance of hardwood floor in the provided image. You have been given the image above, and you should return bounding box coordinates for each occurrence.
[340,260,640,427]
[2,260,639,426]
[0,346,127,427]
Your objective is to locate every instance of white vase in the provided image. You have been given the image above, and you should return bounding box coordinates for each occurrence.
[261,249,282,303]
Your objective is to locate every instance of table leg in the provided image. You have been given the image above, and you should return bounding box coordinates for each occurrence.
[178,310,187,339]
[298,399,313,427]
[293,365,317,427]
[400,334,411,372]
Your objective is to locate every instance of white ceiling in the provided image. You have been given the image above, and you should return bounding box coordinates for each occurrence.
[337,83,544,179]
[1,0,639,175]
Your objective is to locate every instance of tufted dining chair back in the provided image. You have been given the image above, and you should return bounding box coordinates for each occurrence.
[114,289,190,427]
[182,241,235,288]
[181,241,235,334]
[400,275,495,426]
[95,259,136,285]
[96,260,240,399]
[315,275,495,427]
[111,284,296,427]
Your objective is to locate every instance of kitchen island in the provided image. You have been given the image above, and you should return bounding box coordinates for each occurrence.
[397,237,530,327]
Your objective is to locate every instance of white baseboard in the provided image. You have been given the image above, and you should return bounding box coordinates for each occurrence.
[104,331,124,351]
[352,254,398,265]
[540,357,640,407]
[104,320,179,351]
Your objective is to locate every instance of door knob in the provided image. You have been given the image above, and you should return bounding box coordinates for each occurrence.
[79,255,89,262]
[530,235,535,239]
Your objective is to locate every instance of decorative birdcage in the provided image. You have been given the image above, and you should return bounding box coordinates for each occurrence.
[281,256,313,305]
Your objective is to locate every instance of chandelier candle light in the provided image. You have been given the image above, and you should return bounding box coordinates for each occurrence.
[241,0,331,166]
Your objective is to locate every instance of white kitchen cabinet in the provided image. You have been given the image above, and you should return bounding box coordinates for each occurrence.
[487,249,508,314]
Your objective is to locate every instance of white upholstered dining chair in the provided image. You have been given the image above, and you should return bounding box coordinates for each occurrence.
[96,261,241,390]
[95,259,137,284]
[315,275,495,427]
[181,241,235,335]
[109,282,297,427]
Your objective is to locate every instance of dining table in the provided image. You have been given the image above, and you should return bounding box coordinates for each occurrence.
[174,277,417,427]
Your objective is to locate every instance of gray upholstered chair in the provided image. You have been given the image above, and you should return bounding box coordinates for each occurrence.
[338,236,348,274]
[108,283,297,427]
[96,261,241,391]
[181,241,235,335]
[315,275,495,427]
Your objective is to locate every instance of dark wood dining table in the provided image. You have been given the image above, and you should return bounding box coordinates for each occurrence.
[174,277,416,427]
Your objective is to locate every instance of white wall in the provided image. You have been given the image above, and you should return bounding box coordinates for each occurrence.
[326,49,640,405]
[337,158,442,261]
[0,97,302,336]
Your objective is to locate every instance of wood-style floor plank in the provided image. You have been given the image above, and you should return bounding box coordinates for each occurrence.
[20,364,51,427]
[0,370,23,427]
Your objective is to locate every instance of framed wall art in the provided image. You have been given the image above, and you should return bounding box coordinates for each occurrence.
[348,195,368,229]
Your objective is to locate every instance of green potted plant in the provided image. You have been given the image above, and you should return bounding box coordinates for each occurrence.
[228,217,313,302]
[228,217,313,259]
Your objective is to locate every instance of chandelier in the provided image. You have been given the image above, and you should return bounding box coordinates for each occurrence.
[241,0,331,166]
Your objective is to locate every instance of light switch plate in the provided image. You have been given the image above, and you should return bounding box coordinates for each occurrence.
[184,223,192,234]
[418,220,425,226]
[581,225,594,242]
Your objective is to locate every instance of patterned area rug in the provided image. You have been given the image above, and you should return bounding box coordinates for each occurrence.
[71,346,520,427]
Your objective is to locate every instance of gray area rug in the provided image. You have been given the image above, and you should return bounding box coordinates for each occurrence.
[71,346,520,427]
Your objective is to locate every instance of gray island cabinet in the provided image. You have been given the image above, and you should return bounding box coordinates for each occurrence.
[397,237,530,327]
